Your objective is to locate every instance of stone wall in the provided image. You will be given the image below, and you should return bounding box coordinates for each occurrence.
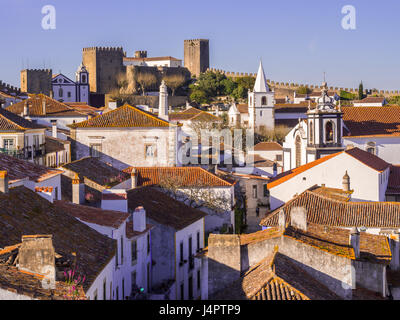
[0,80,21,95]
[20,69,52,95]
[207,234,241,296]
[105,94,187,109]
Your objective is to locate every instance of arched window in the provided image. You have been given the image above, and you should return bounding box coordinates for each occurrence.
[249,97,252,106]
[325,121,334,143]
[366,142,376,155]
[309,121,314,144]
[59,88,63,97]
[261,96,267,105]
[295,135,302,168]
[81,74,87,83]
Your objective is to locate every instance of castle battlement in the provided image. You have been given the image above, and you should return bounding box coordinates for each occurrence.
[184,39,209,43]
[83,46,124,52]
[21,69,52,74]
[0,80,21,94]
[205,68,400,96]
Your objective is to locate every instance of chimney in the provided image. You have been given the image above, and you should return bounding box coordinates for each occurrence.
[51,120,57,138]
[158,80,168,121]
[290,207,307,231]
[18,235,55,284]
[42,98,46,115]
[0,171,9,194]
[278,209,286,230]
[23,100,29,117]
[133,206,146,232]
[342,171,350,192]
[131,168,137,189]
[72,173,85,205]
[50,90,54,99]
[349,227,360,259]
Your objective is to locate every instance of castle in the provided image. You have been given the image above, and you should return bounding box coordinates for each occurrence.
[20,69,52,96]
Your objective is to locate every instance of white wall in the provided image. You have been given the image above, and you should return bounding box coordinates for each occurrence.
[269,152,387,210]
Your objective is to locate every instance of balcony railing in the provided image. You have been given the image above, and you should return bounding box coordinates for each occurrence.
[0,145,45,160]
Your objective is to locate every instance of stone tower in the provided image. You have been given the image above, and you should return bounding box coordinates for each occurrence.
[184,39,209,77]
[82,47,125,94]
[248,61,275,131]
[20,69,52,95]
[159,80,168,121]
[306,82,345,162]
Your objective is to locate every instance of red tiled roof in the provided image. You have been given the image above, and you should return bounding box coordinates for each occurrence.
[353,97,385,104]
[69,104,173,128]
[254,142,283,151]
[343,106,400,137]
[127,187,207,230]
[274,103,313,113]
[0,153,62,183]
[261,190,400,229]
[55,200,129,228]
[122,166,233,187]
[236,104,248,114]
[345,147,390,172]
[6,94,88,117]
[0,107,45,131]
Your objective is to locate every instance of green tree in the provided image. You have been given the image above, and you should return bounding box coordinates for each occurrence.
[221,78,237,95]
[190,89,209,104]
[235,76,256,92]
[358,81,364,100]
[296,86,311,95]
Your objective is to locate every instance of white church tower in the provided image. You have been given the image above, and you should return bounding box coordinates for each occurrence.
[75,63,89,104]
[248,61,275,131]
[159,80,168,121]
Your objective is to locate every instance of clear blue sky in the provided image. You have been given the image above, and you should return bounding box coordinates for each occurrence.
[1,0,400,90]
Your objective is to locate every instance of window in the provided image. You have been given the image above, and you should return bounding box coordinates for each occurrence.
[67,92,71,98]
[196,231,200,251]
[103,278,107,300]
[145,144,156,158]
[116,287,119,300]
[309,121,314,144]
[197,270,201,291]
[180,241,184,263]
[325,121,334,143]
[131,240,137,265]
[147,262,150,291]
[180,283,185,300]
[249,97,252,106]
[189,236,194,270]
[147,234,150,255]
[188,276,193,300]
[261,96,267,105]
[3,138,15,150]
[252,185,257,198]
[295,135,301,168]
[59,88,63,97]
[33,135,40,149]
[131,271,136,291]
[122,278,125,300]
[81,74,87,83]
[275,154,282,161]
[263,184,269,197]
[90,143,102,158]
[120,237,124,263]
[115,246,118,269]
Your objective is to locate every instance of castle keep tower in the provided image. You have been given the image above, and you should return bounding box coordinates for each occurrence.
[20,69,52,95]
[184,39,209,77]
[82,47,125,94]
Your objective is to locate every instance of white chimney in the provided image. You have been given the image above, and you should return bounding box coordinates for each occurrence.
[290,207,307,231]
[0,170,9,194]
[42,98,46,115]
[72,174,85,205]
[23,101,29,117]
[131,168,137,189]
[278,209,286,230]
[159,80,168,121]
[133,206,146,232]
[350,227,360,259]
[51,120,57,138]
[108,100,117,110]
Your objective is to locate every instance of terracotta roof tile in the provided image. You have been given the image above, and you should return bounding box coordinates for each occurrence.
[343,106,400,137]
[0,186,116,292]
[261,190,400,229]
[0,153,62,183]
[54,200,130,228]
[6,94,88,117]
[69,104,172,128]
[253,142,283,151]
[127,187,207,230]
[0,107,45,131]
[122,166,233,187]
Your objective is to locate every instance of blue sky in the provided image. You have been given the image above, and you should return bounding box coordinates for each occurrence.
[1,0,400,90]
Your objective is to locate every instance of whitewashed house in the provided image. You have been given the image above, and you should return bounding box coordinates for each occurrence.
[69,104,182,170]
